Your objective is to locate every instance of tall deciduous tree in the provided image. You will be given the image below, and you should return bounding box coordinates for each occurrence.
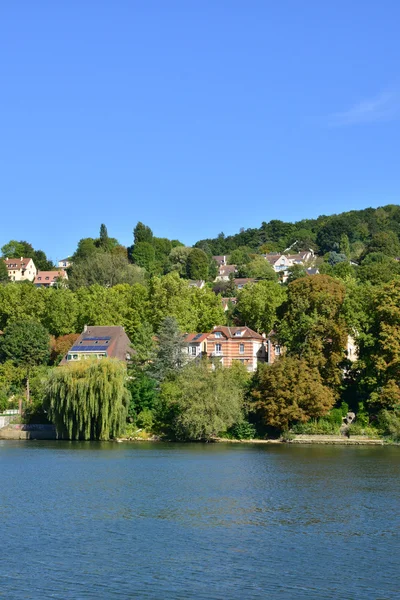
[131,242,156,271]
[186,248,209,280]
[357,280,400,410]
[278,275,348,388]
[251,358,335,431]
[46,359,129,440]
[236,280,285,333]
[0,320,50,402]
[159,360,245,440]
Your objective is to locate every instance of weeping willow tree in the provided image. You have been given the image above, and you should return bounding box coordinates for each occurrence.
[46,359,130,440]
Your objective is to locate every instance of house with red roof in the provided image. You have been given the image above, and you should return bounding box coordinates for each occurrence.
[34,270,68,287]
[5,257,37,282]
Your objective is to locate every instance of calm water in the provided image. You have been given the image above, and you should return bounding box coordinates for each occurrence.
[0,441,399,599]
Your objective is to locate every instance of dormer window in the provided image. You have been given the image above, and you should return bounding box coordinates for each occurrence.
[234,331,243,337]
[215,332,222,338]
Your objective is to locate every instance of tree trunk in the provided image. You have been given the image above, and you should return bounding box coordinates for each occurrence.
[26,374,30,404]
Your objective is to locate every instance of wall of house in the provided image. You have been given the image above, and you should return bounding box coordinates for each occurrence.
[206,332,264,371]
[7,260,37,282]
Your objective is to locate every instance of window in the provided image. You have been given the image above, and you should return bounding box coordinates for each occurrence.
[239,343,244,354]
[191,346,197,356]
[215,332,222,338]
[234,331,243,337]
[215,343,222,354]
[275,345,281,355]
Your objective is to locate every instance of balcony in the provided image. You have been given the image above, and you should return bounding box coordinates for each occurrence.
[211,351,223,357]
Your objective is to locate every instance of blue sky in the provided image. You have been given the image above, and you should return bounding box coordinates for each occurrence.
[1,1,400,261]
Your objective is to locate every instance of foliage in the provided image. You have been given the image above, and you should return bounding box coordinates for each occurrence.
[168,246,192,275]
[0,259,9,283]
[50,334,80,364]
[151,316,187,382]
[158,360,245,440]
[227,421,256,440]
[377,408,400,442]
[134,222,153,245]
[239,256,277,280]
[277,275,348,388]
[69,252,146,289]
[0,321,50,369]
[1,240,54,270]
[235,280,286,333]
[131,241,156,271]
[45,359,129,440]
[251,358,335,431]
[186,248,209,280]
[357,280,400,410]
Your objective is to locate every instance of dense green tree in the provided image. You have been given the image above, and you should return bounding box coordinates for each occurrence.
[251,358,335,432]
[1,240,28,258]
[363,231,400,258]
[127,322,158,418]
[131,241,156,271]
[357,253,400,285]
[239,256,277,280]
[286,264,307,283]
[356,280,400,410]
[42,288,79,336]
[339,234,351,258]
[0,259,9,283]
[167,246,192,275]
[0,320,50,402]
[134,222,153,245]
[33,250,54,271]
[229,246,253,265]
[73,238,98,260]
[69,252,146,289]
[278,275,348,388]
[236,280,286,333]
[46,359,129,440]
[186,248,209,280]
[159,360,245,440]
[98,223,110,250]
[0,284,46,330]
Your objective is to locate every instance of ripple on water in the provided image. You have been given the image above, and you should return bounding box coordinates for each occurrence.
[0,442,399,599]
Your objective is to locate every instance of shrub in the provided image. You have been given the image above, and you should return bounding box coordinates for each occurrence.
[228,421,256,440]
[377,409,400,442]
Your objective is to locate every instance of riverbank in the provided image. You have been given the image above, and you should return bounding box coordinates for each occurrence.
[0,426,388,445]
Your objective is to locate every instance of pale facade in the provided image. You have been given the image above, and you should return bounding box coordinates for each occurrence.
[5,257,37,282]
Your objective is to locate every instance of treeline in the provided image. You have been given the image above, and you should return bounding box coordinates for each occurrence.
[194,204,400,259]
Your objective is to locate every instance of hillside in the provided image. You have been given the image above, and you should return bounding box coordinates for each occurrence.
[194,204,400,259]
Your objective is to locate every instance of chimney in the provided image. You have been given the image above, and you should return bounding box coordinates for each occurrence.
[84,325,88,332]
[20,257,23,261]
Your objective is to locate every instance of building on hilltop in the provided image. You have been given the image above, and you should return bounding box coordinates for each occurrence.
[59,326,132,364]
[58,258,72,268]
[5,257,37,282]
[34,270,68,287]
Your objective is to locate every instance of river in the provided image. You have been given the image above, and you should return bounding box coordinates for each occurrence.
[0,441,399,599]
